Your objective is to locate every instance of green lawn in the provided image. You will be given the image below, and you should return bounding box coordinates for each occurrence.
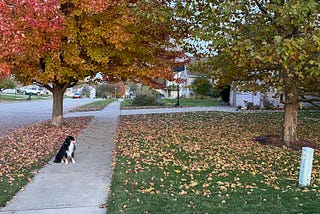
[159,98,220,107]
[107,111,320,213]
[0,93,50,101]
[121,98,220,109]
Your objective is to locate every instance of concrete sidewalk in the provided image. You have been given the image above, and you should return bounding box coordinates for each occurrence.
[0,101,120,214]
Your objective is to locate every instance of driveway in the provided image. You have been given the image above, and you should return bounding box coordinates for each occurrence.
[0,98,97,136]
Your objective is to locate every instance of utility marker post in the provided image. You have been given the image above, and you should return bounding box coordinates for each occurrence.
[298,147,314,186]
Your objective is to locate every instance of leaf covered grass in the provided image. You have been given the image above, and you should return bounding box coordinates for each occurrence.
[0,117,92,207]
[108,111,320,213]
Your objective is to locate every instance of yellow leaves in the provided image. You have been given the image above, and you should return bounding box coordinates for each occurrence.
[174,169,181,174]
[178,190,188,195]
[202,182,210,188]
[159,16,165,23]
[219,185,228,192]
[189,180,198,188]
[17,174,25,178]
[203,190,211,196]
[273,185,280,190]
[138,186,154,194]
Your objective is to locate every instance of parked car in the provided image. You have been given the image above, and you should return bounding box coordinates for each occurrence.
[22,85,44,96]
[72,92,81,99]
[1,88,17,94]
[16,86,25,93]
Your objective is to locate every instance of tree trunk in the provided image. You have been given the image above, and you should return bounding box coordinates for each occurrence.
[282,71,299,147]
[52,85,67,127]
[283,101,299,146]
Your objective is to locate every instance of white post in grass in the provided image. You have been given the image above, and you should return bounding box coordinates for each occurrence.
[298,147,314,186]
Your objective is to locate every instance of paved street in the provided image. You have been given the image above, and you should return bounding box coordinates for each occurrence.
[0,98,98,136]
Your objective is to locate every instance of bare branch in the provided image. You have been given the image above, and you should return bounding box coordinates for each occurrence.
[254,0,273,22]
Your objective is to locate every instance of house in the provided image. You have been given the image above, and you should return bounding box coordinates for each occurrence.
[157,66,206,99]
[157,58,207,99]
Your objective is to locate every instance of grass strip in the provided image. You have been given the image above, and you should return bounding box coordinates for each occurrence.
[70,99,116,112]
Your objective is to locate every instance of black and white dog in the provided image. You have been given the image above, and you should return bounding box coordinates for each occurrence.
[54,136,76,164]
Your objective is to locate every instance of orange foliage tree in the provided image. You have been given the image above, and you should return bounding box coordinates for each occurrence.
[0,0,188,127]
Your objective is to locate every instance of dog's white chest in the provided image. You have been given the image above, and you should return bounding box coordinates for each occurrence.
[67,143,75,158]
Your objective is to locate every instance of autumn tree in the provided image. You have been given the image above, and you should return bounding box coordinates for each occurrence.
[0,0,188,127]
[175,0,320,146]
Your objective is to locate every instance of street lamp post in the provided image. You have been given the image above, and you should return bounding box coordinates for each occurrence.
[114,87,117,98]
[173,65,185,107]
[176,84,180,107]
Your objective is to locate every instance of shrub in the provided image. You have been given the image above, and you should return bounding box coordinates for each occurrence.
[253,104,260,110]
[191,77,212,99]
[245,101,254,110]
[131,94,163,106]
[236,105,243,110]
[263,97,274,110]
[0,79,16,90]
[244,101,260,110]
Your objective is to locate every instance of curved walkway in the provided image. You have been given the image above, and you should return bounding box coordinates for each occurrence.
[0,101,236,214]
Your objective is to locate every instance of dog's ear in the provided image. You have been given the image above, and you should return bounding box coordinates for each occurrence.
[70,136,75,142]
[67,135,74,140]
[70,137,76,144]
